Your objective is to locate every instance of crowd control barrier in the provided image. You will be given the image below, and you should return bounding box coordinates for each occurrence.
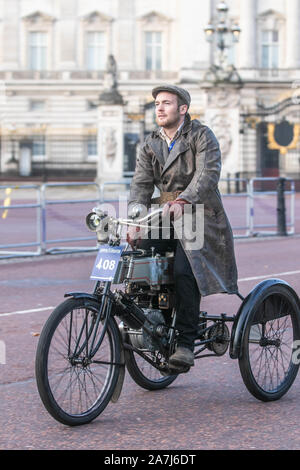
[0,178,296,259]
[0,184,42,258]
[40,182,101,254]
[248,178,295,236]
[220,178,251,237]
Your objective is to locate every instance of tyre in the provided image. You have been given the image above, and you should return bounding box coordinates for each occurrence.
[239,284,300,401]
[35,297,121,426]
[124,330,178,391]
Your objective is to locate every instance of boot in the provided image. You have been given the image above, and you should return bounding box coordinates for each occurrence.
[169,346,194,369]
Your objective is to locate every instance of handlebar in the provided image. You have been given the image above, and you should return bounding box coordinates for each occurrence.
[87,207,166,231]
[86,206,170,247]
[118,207,164,229]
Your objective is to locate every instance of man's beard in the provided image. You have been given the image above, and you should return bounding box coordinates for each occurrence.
[156,113,181,129]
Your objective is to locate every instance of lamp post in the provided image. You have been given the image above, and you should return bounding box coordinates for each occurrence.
[204,1,241,82]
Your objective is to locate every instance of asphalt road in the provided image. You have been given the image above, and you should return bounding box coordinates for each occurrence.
[1,234,300,451]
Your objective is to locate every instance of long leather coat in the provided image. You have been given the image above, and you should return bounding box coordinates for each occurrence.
[129,114,238,296]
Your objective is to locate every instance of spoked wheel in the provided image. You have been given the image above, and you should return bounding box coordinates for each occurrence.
[35,298,121,426]
[123,326,178,390]
[239,284,300,401]
[125,348,178,390]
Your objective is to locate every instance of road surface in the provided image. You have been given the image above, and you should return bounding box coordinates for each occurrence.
[1,234,300,450]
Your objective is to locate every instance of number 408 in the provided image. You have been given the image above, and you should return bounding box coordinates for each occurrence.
[96,258,116,271]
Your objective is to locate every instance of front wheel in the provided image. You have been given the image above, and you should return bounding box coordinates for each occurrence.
[239,284,300,401]
[35,297,121,426]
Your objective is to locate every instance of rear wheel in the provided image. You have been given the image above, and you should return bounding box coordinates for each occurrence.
[123,323,178,390]
[35,297,121,426]
[239,285,300,401]
[125,347,178,390]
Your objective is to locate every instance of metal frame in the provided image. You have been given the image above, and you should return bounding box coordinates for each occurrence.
[40,182,101,254]
[220,177,252,237]
[248,177,295,236]
[0,177,296,259]
[70,252,238,373]
[0,184,42,258]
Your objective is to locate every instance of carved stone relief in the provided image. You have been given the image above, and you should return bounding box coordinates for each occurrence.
[210,113,233,161]
[208,88,240,108]
[105,128,117,165]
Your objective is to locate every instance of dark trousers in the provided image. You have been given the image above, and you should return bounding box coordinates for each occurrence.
[138,237,200,351]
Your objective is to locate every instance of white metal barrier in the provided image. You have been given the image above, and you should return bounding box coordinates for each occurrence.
[0,178,296,259]
[248,177,295,236]
[220,178,251,237]
[41,182,102,254]
[0,184,42,258]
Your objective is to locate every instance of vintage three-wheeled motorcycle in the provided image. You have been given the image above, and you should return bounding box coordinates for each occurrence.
[35,207,300,426]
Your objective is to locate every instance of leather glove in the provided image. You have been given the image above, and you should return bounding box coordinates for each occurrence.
[126,224,141,248]
[128,203,145,220]
[162,199,189,221]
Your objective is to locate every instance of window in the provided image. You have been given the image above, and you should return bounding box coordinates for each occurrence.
[86,32,106,70]
[29,32,47,70]
[22,11,55,71]
[86,136,98,161]
[30,100,46,111]
[261,30,279,68]
[124,133,139,173]
[145,32,162,71]
[32,136,46,161]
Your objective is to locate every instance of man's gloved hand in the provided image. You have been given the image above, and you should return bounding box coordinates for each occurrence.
[126,224,141,248]
[127,203,146,248]
[162,199,189,221]
[128,203,145,220]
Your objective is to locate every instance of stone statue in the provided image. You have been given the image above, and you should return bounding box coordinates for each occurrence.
[99,55,124,105]
[106,55,117,90]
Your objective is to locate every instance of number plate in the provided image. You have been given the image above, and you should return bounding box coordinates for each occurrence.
[90,244,126,281]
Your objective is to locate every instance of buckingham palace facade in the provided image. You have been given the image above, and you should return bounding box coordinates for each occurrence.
[0,0,299,185]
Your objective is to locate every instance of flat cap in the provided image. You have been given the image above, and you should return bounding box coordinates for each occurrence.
[152,84,191,108]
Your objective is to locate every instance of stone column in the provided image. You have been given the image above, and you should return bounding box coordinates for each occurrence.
[285,0,300,69]
[2,0,19,69]
[238,0,257,69]
[59,0,77,70]
[19,140,32,177]
[97,55,125,183]
[117,0,135,70]
[97,104,124,183]
[203,84,242,180]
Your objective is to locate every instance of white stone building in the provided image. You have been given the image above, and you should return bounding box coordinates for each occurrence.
[0,0,299,185]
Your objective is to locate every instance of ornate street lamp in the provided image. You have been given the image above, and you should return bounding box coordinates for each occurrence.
[204,1,241,83]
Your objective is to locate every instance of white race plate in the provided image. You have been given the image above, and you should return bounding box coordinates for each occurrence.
[90,244,126,281]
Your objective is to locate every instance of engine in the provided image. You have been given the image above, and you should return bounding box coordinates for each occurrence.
[128,308,168,352]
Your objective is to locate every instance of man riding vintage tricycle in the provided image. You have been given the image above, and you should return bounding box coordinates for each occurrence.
[35,85,300,426]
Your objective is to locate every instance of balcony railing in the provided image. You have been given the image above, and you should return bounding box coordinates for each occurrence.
[239,68,300,81]
[0,68,299,82]
[0,70,178,81]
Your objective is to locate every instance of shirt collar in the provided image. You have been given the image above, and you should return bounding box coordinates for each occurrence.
[159,121,184,146]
